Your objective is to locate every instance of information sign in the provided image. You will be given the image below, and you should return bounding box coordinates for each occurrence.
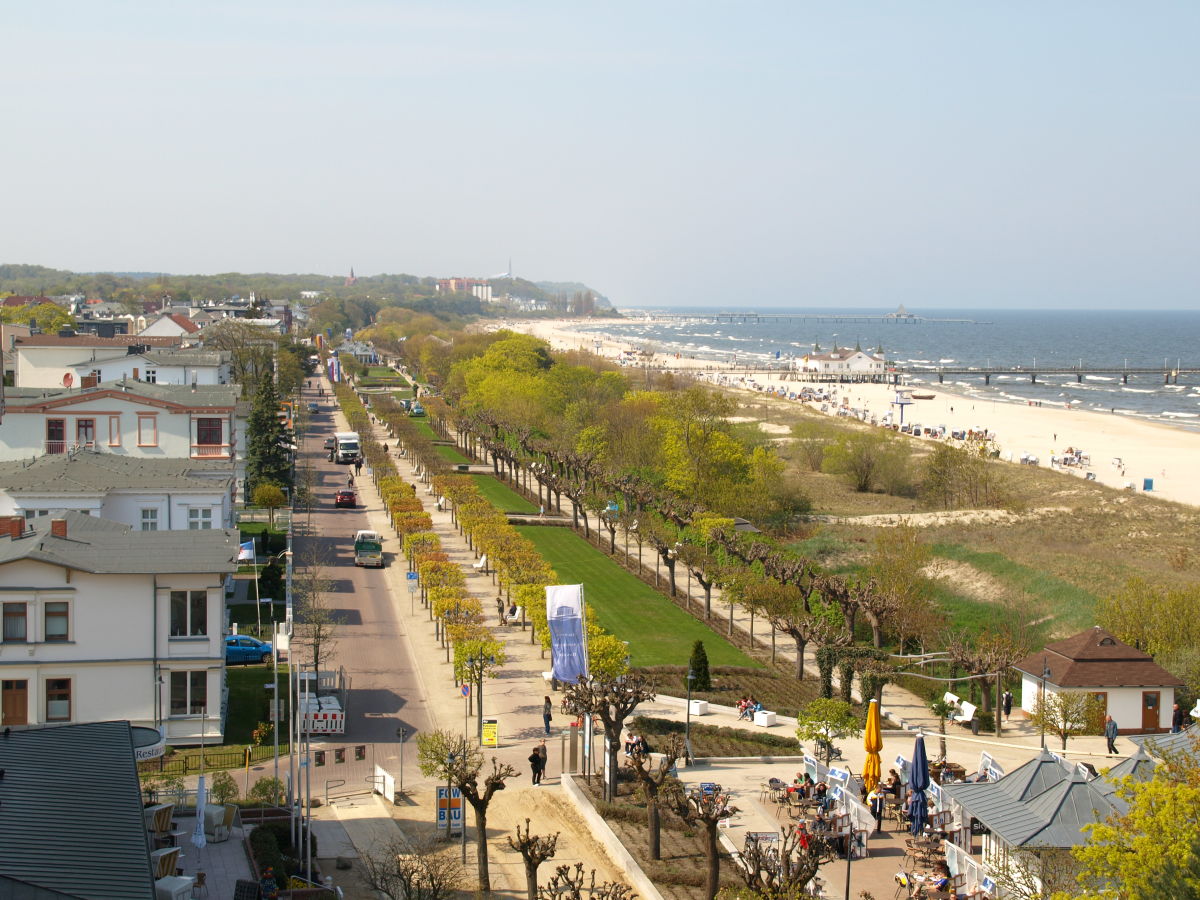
[481,718,499,748]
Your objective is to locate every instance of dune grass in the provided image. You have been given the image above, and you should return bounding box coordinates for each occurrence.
[515,525,759,669]
[471,474,538,513]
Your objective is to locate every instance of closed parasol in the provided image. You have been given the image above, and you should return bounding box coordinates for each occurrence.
[862,699,882,791]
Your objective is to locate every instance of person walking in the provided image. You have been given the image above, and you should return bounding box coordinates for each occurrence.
[542,696,553,736]
[528,745,542,785]
[1002,690,1013,721]
[1172,702,1185,734]
[1104,715,1119,754]
[537,740,548,783]
[355,458,363,477]
[866,786,885,834]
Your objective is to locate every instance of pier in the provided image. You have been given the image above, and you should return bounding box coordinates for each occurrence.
[913,365,1199,386]
[637,311,989,325]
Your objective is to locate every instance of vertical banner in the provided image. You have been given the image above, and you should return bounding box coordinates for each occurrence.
[546,584,589,684]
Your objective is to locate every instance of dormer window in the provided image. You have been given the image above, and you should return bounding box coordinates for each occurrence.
[1099,637,1116,646]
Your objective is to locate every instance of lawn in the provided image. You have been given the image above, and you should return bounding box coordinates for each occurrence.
[408,419,438,440]
[515,525,759,669]
[471,474,538,513]
[225,663,290,744]
[436,444,472,465]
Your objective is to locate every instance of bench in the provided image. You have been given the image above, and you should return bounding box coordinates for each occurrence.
[503,606,523,626]
[472,554,487,573]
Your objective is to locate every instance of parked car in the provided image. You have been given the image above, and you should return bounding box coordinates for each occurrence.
[225,634,273,665]
[335,489,357,508]
[308,401,320,413]
[323,436,336,449]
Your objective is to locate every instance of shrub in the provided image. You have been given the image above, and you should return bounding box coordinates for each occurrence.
[687,640,712,692]
[209,770,239,805]
[247,775,285,807]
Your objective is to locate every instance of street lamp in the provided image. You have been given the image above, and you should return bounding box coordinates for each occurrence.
[1040,656,1052,749]
[684,669,695,765]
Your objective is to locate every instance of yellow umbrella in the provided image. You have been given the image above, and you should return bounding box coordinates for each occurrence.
[863,698,883,791]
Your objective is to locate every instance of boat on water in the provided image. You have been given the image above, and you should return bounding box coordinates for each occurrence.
[911,392,936,400]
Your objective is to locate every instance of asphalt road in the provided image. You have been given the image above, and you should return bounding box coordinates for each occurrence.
[293,381,433,781]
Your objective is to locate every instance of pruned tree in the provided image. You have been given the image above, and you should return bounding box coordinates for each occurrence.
[360,835,465,900]
[539,863,636,900]
[292,548,339,670]
[665,784,738,900]
[736,828,834,900]
[416,730,519,894]
[794,698,861,765]
[563,673,656,802]
[508,819,559,900]
[627,733,685,860]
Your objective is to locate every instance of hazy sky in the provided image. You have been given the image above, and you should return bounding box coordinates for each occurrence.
[3,2,1197,309]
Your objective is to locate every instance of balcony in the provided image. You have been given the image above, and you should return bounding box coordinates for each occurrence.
[44,441,96,455]
[45,441,67,455]
[191,444,232,459]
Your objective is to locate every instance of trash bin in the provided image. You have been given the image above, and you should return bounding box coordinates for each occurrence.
[971,718,980,735]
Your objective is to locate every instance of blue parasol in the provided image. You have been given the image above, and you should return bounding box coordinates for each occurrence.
[907,734,930,836]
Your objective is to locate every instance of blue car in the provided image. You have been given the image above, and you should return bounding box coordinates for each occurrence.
[225,635,273,665]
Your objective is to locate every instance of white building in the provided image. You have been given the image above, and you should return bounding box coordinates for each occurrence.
[0,451,235,530]
[0,382,247,481]
[13,341,231,389]
[1013,626,1183,734]
[0,512,239,744]
[140,312,203,338]
[9,333,184,387]
[799,347,887,378]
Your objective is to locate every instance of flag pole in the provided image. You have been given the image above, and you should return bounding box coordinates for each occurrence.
[254,538,262,636]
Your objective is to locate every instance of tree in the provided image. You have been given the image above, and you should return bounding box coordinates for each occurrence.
[665,783,738,900]
[292,549,339,670]
[247,776,285,806]
[1028,690,1105,751]
[794,698,861,764]
[508,819,559,900]
[209,770,239,804]
[0,301,73,332]
[416,730,518,894]
[789,418,838,472]
[627,733,685,860]
[821,430,894,493]
[251,482,287,528]
[733,828,834,900]
[360,835,465,900]
[246,364,292,496]
[538,863,636,900]
[688,640,712,692]
[562,673,656,802]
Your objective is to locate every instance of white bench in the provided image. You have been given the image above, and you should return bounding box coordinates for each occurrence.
[503,606,523,625]
[472,554,487,573]
[753,710,778,727]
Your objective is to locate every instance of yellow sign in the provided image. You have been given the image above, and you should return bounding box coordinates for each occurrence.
[481,718,499,748]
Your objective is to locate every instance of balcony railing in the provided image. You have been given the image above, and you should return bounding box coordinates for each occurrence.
[44,441,95,455]
[45,441,67,455]
[191,443,232,459]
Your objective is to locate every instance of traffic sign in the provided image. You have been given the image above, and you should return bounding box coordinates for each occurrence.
[406,571,418,581]
[460,684,470,698]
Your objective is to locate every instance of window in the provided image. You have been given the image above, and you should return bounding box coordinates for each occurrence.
[44,602,69,642]
[144,368,157,384]
[89,369,101,384]
[169,670,207,716]
[141,508,159,531]
[76,418,95,448]
[169,590,207,636]
[137,414,157,446]
[23,509,49,522]
[196,418,223,446]
[108,415,121,446]
[45,678,71,721]
[188,508,213,530]
[46,418,66,454]
[2,603,26,643]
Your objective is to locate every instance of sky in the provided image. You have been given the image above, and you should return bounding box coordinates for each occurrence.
[2,2,1198,310]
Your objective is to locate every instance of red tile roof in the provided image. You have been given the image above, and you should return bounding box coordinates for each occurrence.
[165,313,201,334]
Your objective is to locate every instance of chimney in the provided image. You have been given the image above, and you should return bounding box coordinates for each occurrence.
[4,517,23,538]
[50,518,67,538]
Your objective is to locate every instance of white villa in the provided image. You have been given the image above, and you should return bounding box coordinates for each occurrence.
[799,346,888,378]
[0,512,239,745]
[11,335,231,388]
[0,451,236,530]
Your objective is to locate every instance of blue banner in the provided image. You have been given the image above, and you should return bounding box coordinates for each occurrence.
[546,585,588,684]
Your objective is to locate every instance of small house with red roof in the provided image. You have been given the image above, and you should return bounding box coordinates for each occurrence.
[1014,626,1183,734]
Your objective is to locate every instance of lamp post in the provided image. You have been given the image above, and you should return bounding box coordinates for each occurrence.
[684,669,695,765]
[1040,656,1051,749]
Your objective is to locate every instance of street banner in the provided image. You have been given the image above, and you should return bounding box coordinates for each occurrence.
[546,584,589,684]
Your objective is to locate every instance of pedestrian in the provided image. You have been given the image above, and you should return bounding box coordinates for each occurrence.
[1172,702,1185,734]
[355,459,363,476]
[1104,715,1119,754]
[528,745,542,785]
[866,786,885,833]
[539,503,545,517]
[537,739,548,781]
[1053,433,1057,443]
[1002,690,1013,721]
[382,443,388,454]
[543,695,552,736]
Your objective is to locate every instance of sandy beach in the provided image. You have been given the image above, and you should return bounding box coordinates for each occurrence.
[500,318,1200,508]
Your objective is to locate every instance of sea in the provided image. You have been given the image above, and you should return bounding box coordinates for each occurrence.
[568,308,1200,430]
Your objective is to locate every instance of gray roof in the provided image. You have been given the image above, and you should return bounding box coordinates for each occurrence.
[0,511,240,574]
[1096,747,1157,794]
[0,722,155,900]
[0,451,234,494]
[1019,770,1121,846]
[996,748,1071,801]
[138,349,230,367]
[5,381,241,408]
[1128,723,1200,759]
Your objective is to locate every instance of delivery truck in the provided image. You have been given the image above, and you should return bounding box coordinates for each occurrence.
[334,431,361,464]
[353,529,384,567]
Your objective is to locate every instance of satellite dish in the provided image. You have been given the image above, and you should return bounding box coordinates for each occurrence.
[62,373,74,387]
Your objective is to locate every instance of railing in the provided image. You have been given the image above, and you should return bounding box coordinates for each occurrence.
[191,443,232,458]
[138,742,291,775]
[44,441,67,454]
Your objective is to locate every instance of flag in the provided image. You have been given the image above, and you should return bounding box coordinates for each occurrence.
[546,584,588,684]
[238,540,255,561]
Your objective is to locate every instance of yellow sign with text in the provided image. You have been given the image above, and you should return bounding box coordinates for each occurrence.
[481,718,499,748]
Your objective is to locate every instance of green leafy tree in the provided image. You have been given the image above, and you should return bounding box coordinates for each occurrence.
[0,301,74,332]
[247,776,285,806]
[246,366,292,496]
[251,482,287,528]
[209,770,239,805]
[1029,690,1106,751]
[794,698,861,764]
[821,430,909,494]
[688,640,712,692]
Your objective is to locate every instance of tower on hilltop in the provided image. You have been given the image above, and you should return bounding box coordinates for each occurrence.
[345,268,357,287]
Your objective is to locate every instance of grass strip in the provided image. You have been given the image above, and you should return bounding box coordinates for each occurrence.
[470,474,538,513]
[436,445,472,465]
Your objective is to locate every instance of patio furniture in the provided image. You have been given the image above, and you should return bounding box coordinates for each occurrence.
[753,710,778,727]
[155,876,194,900]
[151,847,181,879]
[145,803,176,845]
[191,871,209,899]
[205,804,237,843]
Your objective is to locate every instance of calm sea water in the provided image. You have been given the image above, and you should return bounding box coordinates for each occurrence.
[571,308,1200,428]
